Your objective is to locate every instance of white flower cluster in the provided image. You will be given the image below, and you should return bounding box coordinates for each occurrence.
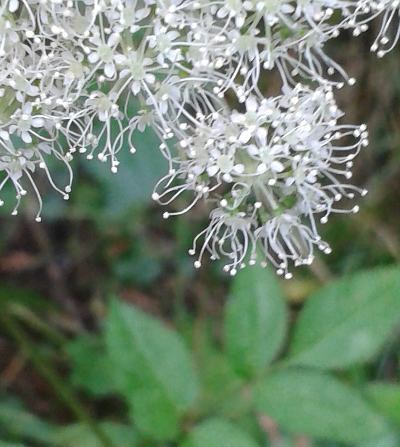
[0,0,398,275]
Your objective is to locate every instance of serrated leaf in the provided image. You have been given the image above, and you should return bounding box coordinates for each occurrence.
[180,418,259,447]
[367,383,400,426]
[255,368,388,444]
[105,298,198,439]
[54,422,136,447]
[225,265,287,377]
[105,298,198,407]
[66,335,116,397]
[288,267,400,369]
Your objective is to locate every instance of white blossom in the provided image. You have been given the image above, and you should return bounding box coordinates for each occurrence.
[1,0,398,275]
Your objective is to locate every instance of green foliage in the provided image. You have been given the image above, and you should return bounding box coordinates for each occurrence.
[255,368,387,444]
[53,423,137,447]
[127,387,181,441]
[0,284,53,313]
[363,433,400,447]
[194,328,247,417]
[112,243,162,287]
[0,443,27,447]
[105,298,199,407]
[288,267,400,369]
[367,383,400,427]
[65,335,116,397]
[0,400,55,445]
[225,264,287,377]
[180,418,259,447]
[105,298,199,440]
[3,265,400,447]
[85,127,166,219]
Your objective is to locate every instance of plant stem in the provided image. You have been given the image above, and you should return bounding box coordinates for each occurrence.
[8,303,67,346]
[1,312,116,447]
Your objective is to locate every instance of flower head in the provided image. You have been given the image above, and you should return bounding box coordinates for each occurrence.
[1,0,397,275]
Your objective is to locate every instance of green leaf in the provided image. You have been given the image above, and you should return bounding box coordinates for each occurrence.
[195,327,248,418]
[105,298,198,407]
[367,383,400,426]
[66,335,116,397]
[195,320,244,416]
[255,368,388,444]
[225,264,287,377]
[127,387,180,441]
[85,126,166,218]
[0,401,55,445]
[288,267,400,369]
[112,243,162,287]
[0,284,53,313]
[0,443,27,447]
[105,298,199,439]
[181,418,259,447]
[359,432,400,447]
[54,422,136,447]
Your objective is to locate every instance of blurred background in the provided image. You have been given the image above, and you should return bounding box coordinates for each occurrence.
[0,26,399,447]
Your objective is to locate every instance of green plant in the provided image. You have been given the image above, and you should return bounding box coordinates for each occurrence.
[1,264,400,447]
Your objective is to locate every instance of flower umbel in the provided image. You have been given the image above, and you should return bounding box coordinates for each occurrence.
[1,0,398,275]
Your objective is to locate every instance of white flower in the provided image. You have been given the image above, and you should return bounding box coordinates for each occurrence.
[369,1,400,57]
[153,84,368,275]
[148,21,183,65]
[9,103,44,144]
[189,208,257,276]
[115,0,151,33]
[119,51,156,95]
[1,0,395,274]
[88,33,123,78]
